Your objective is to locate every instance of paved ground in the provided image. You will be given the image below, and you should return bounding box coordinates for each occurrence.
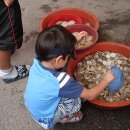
[0,0,130,130]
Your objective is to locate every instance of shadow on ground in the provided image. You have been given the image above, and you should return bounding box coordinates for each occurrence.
[55,102,130,130]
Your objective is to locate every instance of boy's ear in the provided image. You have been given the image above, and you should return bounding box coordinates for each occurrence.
[55,55,64,64]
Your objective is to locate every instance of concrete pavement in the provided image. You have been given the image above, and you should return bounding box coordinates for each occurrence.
[0,0,130,130]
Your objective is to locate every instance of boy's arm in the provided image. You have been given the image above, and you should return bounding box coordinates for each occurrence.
[80,70,114,100]
[4,0,14,7]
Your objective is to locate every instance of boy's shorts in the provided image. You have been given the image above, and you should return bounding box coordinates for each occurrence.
[54,98,81,123]
[0,0,23,51]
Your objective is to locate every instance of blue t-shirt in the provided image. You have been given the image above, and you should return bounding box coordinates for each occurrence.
[24,58,83,129]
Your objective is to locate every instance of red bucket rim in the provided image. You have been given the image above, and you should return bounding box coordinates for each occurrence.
[66,24,98,51]
[48,13,82,27]
[67,42,130,109]
[39,8,99,31]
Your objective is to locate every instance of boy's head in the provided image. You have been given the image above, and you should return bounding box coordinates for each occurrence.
[35,25,77,62]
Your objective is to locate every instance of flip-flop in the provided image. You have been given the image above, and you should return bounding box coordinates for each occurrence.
[61,111,83,123]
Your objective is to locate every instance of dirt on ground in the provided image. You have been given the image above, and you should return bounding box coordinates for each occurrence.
[0,0,130,130]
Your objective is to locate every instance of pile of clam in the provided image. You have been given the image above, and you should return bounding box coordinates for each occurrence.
[74,51,130,102]
[56,20,90,28]
[56,20,76,27]
[72,31,93,49]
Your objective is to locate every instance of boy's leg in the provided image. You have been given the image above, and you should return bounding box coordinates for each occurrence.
[54,98,82,124]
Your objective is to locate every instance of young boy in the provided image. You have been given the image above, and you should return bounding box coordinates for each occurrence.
[24,25,114,129]
[0,0,30,83]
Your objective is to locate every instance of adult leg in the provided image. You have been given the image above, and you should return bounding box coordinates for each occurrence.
[0,50,30,83]
[0,51,11,70]
[0,51,12,77]
[0,0,30,83]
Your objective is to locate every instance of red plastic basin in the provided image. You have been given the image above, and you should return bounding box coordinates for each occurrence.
[39,8,99,31]
[48,13,82,27]
[66,24,98,52]
[67,42,130,109]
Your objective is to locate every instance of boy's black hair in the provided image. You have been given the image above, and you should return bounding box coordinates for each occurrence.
[35,25,77,61]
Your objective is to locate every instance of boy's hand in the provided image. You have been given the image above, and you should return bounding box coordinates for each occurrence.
[73,31,88,42]
[4,0,14,7]
[80,70,115,100]
[103,70,115,84]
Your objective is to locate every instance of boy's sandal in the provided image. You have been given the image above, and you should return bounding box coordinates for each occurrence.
[70,111,83,123]
[3,65,31,83]
[61,111,83,123]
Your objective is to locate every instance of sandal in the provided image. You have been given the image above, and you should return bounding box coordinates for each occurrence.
[61,111,83,123]
[3,65,31,83]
